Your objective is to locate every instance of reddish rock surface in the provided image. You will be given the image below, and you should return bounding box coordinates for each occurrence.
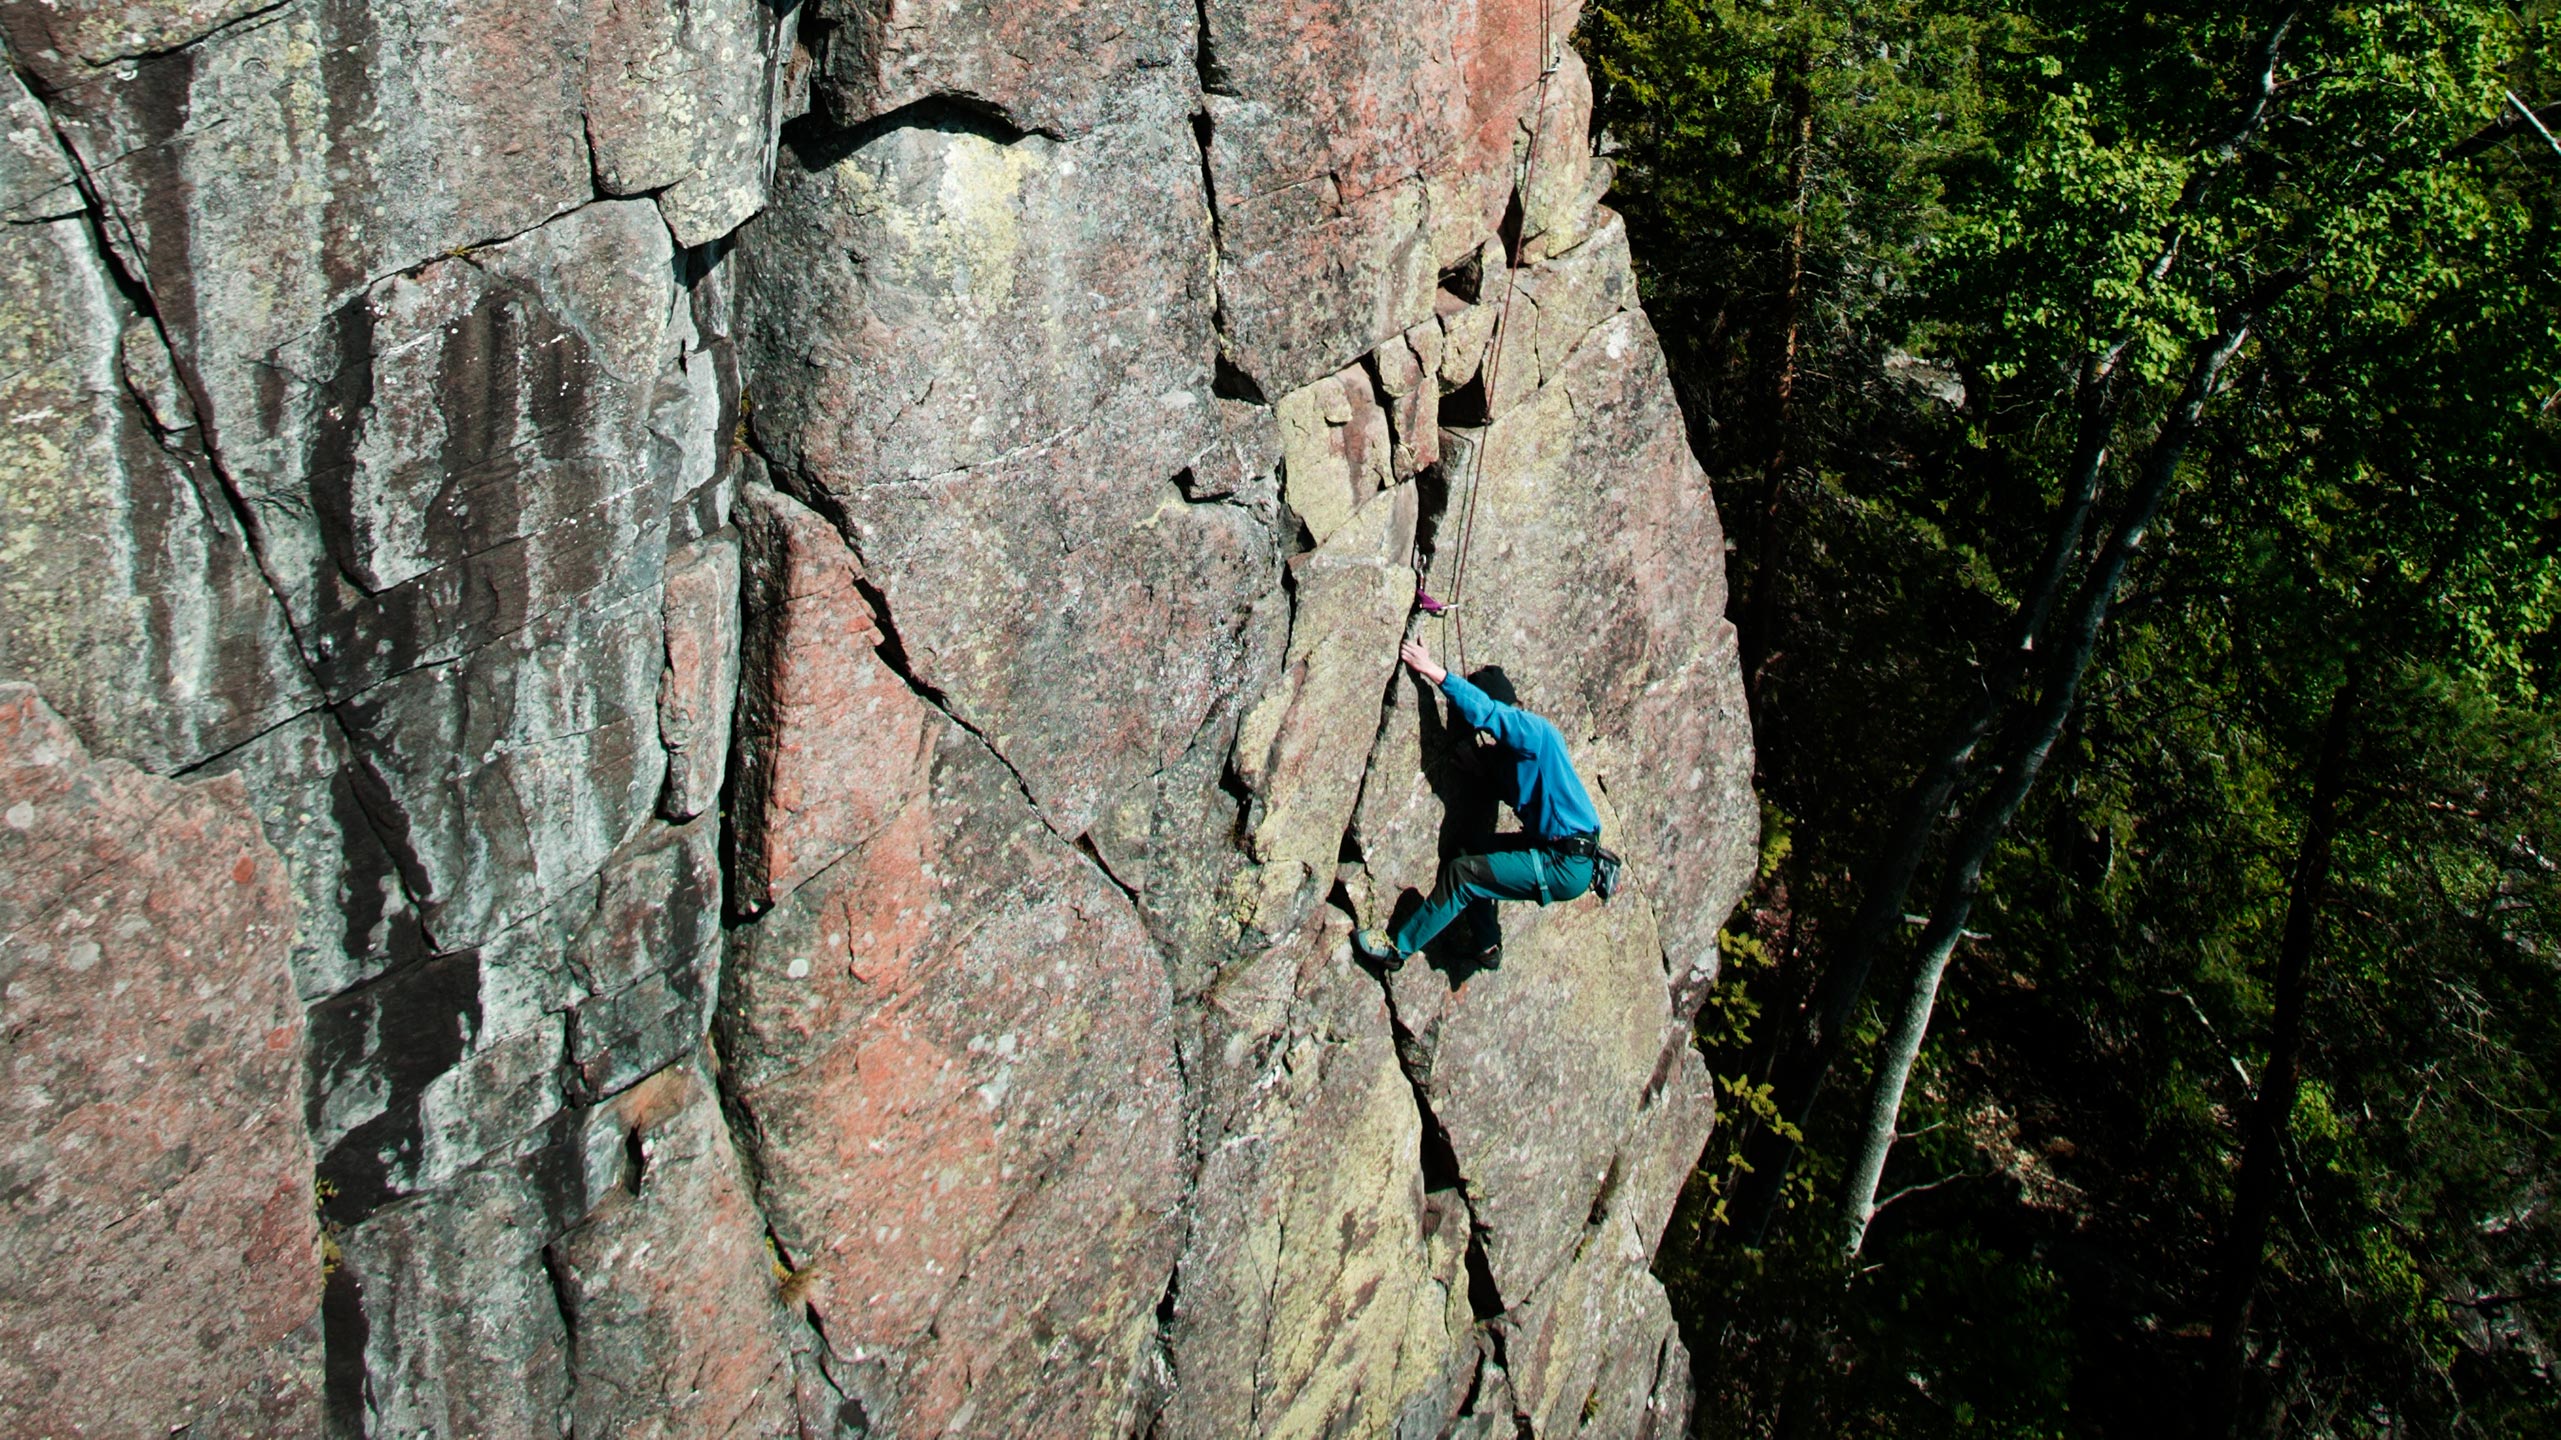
[1202,0,1586,394]
[723,713,1186,1435]
[730,483,937,912]
[0,684,318,1434]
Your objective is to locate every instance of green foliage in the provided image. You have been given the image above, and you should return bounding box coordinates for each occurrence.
[1594,0,2561,1433]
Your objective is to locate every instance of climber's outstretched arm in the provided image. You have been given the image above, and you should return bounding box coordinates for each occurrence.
[1404,640,1546,754]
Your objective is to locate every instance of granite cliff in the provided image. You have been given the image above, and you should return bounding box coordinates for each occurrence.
[0,0,1754,1433]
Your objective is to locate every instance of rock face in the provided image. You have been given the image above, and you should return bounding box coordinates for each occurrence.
[0,0,1754,1434]
[0,686,319,1434]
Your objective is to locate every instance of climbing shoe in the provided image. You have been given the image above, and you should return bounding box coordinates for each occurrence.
[1352,928,1403,968]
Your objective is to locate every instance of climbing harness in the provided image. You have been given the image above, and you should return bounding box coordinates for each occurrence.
[1544,831,1627,904]
[1433,0,1563,680]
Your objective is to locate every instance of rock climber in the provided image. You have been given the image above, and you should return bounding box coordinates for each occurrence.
[1353,636,1612,967]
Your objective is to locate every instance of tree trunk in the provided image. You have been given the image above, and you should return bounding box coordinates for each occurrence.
[2200,671,2363,1435]
[1726,360,2120,1245]
[1721,16,2305,1248]
[1740,51,1817,717]
[1837,296,2277,1259]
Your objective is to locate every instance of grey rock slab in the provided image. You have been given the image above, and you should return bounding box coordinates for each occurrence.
[337,576,668,951]
[267,199,681,687]
[303,937,577,1222]
[1231,481,1417,940]
[42,0,594,492]
[0,162,317,775]
[213,198,691,952]
[1277,363,1395,547]
[1377,331,1446,480]
[1510,210,1637,392]
[1612,1041,1715,1262]
[199,711,431,1002]
[1201,116,1444,402]
[1182,395,1286,506]
[1083,578,1291,997]
[811,0,1191,138]
[1502,1229,1690,1440]
[1439,285,1501,394]
[334,1160,574,1439]
[0,72,82,221]
[1391,886,1673,1307]
[652,251,746,547]
[656,532,742,821]
[573,966,718,1104]
[585,0,796,247]
[1515,48,1601,264]
[1621,623,1756,976]
[1164,934,1473,1439]
[743,76,1211,490]
[38,44,699,959]
[1473,211,1640,434]
[560,815,724,1099]
[743,75,1272,844]
[412,1014,567,1189]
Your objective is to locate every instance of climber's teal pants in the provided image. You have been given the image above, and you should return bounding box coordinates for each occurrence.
[1390,847,1593,956]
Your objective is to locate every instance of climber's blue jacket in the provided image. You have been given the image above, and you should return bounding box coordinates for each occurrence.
[1439,673,1602,843]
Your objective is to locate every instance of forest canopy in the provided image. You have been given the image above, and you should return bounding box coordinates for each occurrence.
[1582,1,2561,1433]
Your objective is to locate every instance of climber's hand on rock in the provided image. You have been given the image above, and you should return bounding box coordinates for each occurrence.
[1401,638,1448,686]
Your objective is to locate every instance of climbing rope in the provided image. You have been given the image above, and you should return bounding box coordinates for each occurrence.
[1435,0,1561,680]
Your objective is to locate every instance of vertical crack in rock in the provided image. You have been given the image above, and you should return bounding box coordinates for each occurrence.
[1192,0,1264,411]
[1192,0,1234,98]
[1367,943,1534,1437]
[538,1242,583,1416]
[843,569,1054,855]
[320,1259,370,1433]
[25,82,448,963]
[738,449,1063,843]
[1326,448,1543,1436]
[1124,1248,1185,1439]
[1246,1212,1290,1434]
[715,475,1188,1430]
[701,647,808,1398]
[822,495,1190,953]
[35,87,282,614]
